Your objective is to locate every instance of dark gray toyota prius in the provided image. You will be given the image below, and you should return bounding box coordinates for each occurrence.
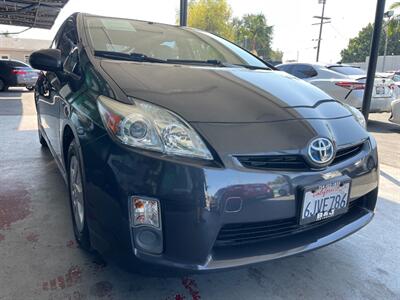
[30,13,379,274]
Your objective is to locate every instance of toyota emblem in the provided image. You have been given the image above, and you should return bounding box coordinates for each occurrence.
[308,138,335,165]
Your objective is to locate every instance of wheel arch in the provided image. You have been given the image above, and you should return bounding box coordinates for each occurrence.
[61,123,85,174]
[62,124,75,169]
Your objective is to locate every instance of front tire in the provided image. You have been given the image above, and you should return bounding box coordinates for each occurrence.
[38,128,48,147]
[68,141,92,251]
[37,116,48,147]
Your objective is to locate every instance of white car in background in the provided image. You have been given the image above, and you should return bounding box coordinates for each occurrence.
[390,99,400,125]
[276,63,397,113]
[378,71,400,98]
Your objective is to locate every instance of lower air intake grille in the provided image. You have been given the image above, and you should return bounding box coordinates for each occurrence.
[215,198,362,247]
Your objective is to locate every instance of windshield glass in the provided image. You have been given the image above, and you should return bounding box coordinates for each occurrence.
[329,66,366,76]
[84,16,267,67]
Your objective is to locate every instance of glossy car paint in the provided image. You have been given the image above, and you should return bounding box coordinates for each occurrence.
[34,14,379,274]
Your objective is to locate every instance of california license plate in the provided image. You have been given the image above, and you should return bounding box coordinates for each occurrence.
[300,180,351,225]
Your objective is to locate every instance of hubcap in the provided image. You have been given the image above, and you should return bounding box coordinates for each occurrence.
[69,156,84,232]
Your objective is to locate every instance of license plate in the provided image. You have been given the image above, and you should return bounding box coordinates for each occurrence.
[375,85,385,95]
[300,180,350,225]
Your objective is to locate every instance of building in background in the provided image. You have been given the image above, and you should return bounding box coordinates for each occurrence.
[0,37,51,64]
[349,55,400,72]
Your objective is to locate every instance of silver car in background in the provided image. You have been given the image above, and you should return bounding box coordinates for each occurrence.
[276,63,397,113]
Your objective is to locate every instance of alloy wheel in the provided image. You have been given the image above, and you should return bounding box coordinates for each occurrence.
[69,156,85,233]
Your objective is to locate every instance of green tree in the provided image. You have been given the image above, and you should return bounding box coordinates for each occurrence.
[187,0,234,40]
[390,2,400,9]
[232,14,273,59]
[269,49,283,62]
[340,22,400,62]
[388,2,400,36]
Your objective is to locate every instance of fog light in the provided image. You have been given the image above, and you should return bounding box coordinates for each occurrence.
[132,197,160,228]
[135,228,163,254]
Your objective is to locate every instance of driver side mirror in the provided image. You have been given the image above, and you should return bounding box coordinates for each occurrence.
[30,49,63,72]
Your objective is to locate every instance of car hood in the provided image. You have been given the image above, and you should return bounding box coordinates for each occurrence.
[101,60,352,123]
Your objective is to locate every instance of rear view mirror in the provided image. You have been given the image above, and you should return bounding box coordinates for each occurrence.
[29,49,63,72]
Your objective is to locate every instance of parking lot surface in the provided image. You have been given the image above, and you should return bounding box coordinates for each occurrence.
[0,89,399,300]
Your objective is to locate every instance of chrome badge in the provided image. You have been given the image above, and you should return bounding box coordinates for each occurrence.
[308,138,335,165]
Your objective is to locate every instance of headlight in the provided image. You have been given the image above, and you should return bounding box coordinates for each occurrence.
[343,103,367,129]
[97,95,213,160]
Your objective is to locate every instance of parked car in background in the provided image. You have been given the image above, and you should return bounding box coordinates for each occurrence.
[0,59,40,91]
[389,99,400,125]
[276,63,397,113]
[30,13,378,274]
[384,70,400,87]
[394,71,400,87]
[378,71,400,98]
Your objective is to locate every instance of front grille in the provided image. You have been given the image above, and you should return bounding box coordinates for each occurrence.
[215,198,362,247]
[332,143,364,165]
[235,142,366,171]
[236,155,308,171]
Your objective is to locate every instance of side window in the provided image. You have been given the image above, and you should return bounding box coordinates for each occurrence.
[57,22,78,61]
[277,65,293,73]
[291,65,318,79]
[63,48,80,77]
[56,19,81,78]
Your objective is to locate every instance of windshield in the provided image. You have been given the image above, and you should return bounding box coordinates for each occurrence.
[329,66,366,76]
[84,16,267,68]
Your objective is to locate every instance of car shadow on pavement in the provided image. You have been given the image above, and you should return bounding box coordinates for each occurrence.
[367,119,400,134]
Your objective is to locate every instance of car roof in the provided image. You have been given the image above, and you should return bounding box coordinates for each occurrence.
[0,59,29,65]
[80,12,180,29]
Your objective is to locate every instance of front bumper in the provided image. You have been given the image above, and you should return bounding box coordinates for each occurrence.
[16,76,38,86]
[344,90,394,113]
[82,134,379,274]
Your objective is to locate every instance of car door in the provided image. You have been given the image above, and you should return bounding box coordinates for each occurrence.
[36,43,61,158]
[36,19,78,161]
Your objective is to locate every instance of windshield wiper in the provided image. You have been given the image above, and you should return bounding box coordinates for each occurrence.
[94,52,274,70]
[94,50,167,63]
[165,59,237,67]
[167,59,272,70]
